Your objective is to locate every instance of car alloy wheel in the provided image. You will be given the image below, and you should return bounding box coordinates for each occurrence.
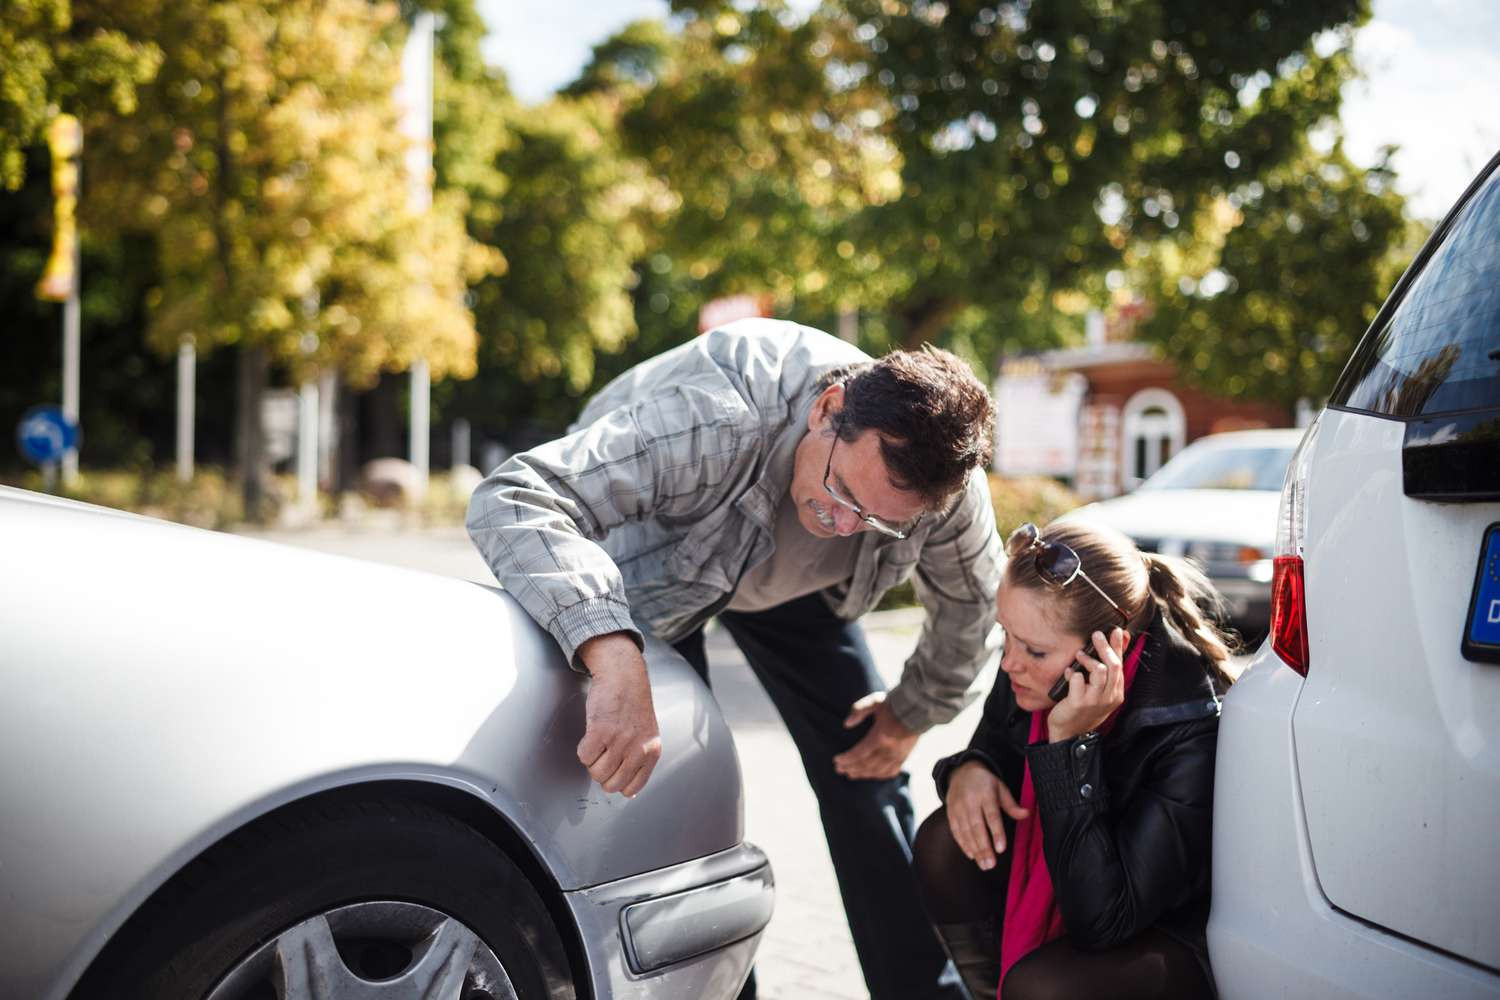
[72,797,575,1000]
[205,901,518,1000]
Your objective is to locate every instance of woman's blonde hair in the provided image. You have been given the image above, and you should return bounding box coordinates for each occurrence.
[1004,518,1237,685]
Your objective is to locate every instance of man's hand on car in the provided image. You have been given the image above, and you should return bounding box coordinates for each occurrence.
[833,691,919,780]
[576,632,662,797]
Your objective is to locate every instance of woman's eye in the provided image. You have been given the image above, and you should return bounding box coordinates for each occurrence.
[1026,646,1045,658]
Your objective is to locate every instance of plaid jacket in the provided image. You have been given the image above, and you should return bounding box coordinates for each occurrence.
[466,319,1003,731]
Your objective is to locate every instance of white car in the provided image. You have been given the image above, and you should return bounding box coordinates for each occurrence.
[1064,428,1301,635]
[0,488,771,1000]
[1208,151,1500,997]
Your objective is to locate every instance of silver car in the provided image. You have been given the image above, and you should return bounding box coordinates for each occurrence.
[0,486,772,1000]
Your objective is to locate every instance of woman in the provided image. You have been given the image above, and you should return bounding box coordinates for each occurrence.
[915,519,1235,1000]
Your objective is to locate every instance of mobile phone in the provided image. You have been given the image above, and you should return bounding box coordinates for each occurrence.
[1047,648,1092,702]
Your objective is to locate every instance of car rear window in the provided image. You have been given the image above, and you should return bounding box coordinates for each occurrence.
[1332,162,1500,418]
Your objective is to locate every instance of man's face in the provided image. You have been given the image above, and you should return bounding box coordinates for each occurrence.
[789,385,929,538]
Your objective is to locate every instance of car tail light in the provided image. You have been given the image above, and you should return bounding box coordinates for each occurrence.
[1271,418,1320,675]
[1270,557,1309,673]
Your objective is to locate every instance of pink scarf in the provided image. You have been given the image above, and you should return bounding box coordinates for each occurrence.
[998,635,1145,991]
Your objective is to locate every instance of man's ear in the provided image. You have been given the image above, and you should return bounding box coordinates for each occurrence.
[809,383,844,433]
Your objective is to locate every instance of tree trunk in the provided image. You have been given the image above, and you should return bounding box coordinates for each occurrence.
[235,343,269,521]
[897,295,959,350]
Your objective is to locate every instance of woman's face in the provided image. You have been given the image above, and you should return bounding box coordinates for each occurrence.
[995,579,1087,713]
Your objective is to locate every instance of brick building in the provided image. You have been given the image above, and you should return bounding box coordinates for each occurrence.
[993,309,1292,500]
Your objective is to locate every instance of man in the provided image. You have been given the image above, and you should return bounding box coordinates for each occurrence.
[467,318,1002,999]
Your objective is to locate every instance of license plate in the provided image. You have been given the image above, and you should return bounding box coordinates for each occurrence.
[1463,522,1500,665]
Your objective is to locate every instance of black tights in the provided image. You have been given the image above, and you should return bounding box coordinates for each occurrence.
[913,808,1216,1000]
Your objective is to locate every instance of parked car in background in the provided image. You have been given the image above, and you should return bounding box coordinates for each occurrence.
[0,487,772,1000]
[1062,428,1302,637]
[1209,150,1500,998]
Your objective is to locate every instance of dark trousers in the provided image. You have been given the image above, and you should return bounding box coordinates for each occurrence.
[674,593,966,1000]
[914,808,1217,1000]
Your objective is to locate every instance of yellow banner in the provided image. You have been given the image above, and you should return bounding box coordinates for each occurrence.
[37,115,82,302]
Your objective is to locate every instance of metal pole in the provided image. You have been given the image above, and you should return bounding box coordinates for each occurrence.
[318,371,336,490]
[176,339,196,482]
[410,358,429,500]
[451,418,470,469]
[400,11,436,504]
[298,379,319,506]
[61,243,80,487]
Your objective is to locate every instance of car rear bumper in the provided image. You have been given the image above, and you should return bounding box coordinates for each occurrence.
[565,842,773,998]
[1208,647,1500,998]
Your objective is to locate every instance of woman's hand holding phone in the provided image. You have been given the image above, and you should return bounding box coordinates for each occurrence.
[1047,627,1129,744]
[945,760,1030,871]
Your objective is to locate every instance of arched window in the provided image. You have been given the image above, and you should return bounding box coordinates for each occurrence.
[1121,388,1185,489]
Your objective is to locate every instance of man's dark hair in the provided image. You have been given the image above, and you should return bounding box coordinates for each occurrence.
[819,346,995,509]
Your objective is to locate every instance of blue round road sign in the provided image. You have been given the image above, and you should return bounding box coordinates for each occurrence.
[16,406,78,465]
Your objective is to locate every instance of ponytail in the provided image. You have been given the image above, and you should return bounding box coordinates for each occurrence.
[1142,552,1238,689]
[1007,519,1239,691]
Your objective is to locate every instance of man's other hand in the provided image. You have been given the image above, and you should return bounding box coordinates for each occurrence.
[576,633,662,797]
[833,691,919,780]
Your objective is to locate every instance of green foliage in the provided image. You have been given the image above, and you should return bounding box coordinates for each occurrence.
[565,0,1376,374]
[0,0,161,189]
[571,6,900,329]
[842,0,1368,339]
[987,471,1084,536]
[425,6,665,437]
[1131,142,1415,409]
[0,466,246,528]
[0,149,242,474]
[0,0,1425,484]
[85,0,492,385]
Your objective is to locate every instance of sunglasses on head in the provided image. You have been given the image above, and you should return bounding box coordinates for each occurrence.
[1005,522,1130,627]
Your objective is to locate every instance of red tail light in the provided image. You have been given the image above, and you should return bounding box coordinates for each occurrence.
[1270,556,1309,676]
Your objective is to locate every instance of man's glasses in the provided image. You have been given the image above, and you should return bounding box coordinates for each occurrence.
[1005,522,1130,626]
[822,437,921,540]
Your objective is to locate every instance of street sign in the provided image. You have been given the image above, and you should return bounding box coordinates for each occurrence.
[16,406,78,466]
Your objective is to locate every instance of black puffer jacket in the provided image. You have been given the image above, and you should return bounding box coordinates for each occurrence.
[933,607,1228,980]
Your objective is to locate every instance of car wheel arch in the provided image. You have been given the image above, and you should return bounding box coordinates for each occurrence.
[66,778,594,1000]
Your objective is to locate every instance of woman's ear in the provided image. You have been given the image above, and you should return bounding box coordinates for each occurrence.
[809,382,845,433]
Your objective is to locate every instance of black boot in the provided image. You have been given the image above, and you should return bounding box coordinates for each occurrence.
[935,919,1002,1000]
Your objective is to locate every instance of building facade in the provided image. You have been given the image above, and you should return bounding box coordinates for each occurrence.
[994,314,1292,500]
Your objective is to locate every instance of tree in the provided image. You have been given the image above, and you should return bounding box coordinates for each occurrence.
[424,5,663,441]
[569,8,900,332]
[570,0,1378,383]
[86,0,494,515]
[840,0,1372,348]
[1129,141,1414,409]
[441,92,658,438]
[0,0,160,190]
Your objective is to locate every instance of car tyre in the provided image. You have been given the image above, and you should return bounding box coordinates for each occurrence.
[74,797,575,1000]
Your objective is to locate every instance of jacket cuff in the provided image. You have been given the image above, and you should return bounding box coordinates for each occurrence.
[932,748,1005,799]
[1025,733,1107,812]
[548,596,644,672]
[885,681,955,734]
